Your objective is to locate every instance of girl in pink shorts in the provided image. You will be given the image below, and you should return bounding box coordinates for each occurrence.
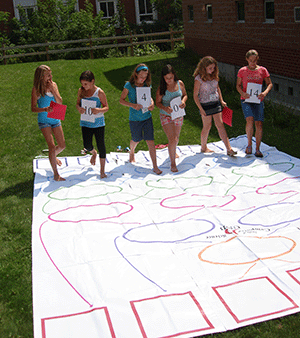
[156,64,187,172]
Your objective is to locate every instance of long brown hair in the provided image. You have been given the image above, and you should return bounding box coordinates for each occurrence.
[78,70,96,99]
[159,64,179,95]
[33,65,51,97]
[193,56,219,82]
[128,63,151,87]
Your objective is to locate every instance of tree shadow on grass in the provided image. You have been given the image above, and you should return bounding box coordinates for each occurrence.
[103,56,201,128]
[0,179,34,200]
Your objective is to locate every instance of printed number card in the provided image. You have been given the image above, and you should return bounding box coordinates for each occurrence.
[170,96,186,120]
[245,83,262,104]
[136,87,151,108]
[81,99,97,123]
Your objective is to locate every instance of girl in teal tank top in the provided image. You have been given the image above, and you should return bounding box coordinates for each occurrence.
[31,65,66,181]
[156,64,187,172]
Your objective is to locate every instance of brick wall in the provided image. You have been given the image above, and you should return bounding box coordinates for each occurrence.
[183,0,300,80]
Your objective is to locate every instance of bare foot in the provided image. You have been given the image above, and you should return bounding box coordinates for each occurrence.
[100,172,107,179]
[90,150,97,165]
[129,151,135,163]
[54,174,65,181]
[171,165,178,172]
[201,148,214,153]
[153,167,162,175]
[56,158,62,166]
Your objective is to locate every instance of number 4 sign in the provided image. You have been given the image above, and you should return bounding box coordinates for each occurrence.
[136,87,151,108]
[245,83,262,104]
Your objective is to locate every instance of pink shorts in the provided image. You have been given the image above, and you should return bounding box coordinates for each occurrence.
[160,114,184,127]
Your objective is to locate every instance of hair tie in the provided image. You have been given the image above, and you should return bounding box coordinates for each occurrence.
[136,65,148,72]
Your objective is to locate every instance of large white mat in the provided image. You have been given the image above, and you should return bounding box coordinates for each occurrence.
[32,135,300,338]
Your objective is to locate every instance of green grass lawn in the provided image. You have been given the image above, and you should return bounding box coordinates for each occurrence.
[1,51,300,337]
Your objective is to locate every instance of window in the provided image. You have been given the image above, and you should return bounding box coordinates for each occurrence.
[295,7,300,22]
[98,1,116,19]
[137,0,155,23]
[264,0,274,23]
[206,4,212,22]
[288,87,294,96]
[236,1,245,21]
[188,5,194,22]
[19,6,35,24]
[274,83,279,92]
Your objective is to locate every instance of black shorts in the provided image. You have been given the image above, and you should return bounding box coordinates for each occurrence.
[201,101,222,116]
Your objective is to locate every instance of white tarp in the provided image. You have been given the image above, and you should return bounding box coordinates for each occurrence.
[32,135,300,338]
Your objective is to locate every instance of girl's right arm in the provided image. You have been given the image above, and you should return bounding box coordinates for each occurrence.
[236,77,250,99]
[119,88,143,111]
[155,87,172,114]
[31,87,53,113]
[76,88,86,114]
[193,79,206,116]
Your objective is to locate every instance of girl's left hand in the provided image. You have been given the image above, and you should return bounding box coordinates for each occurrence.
[148,103,155,111]
[221,100,227,107]
[258,92,266,101]
[179,101,186,109]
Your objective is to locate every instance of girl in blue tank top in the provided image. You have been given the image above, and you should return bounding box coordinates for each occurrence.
[119,63,162,175]
[156,64,187,172]
[76,70,109,178]
[31,65,66,181]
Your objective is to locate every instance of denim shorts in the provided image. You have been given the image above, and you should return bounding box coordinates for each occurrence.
[241,100,264,122]
[129,117,154,142]
[38,121,61,130]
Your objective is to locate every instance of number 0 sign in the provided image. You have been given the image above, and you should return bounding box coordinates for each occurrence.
[170,96,186,120]
[245,83,262,104]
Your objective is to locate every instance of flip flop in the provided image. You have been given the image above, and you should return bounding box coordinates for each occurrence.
[245,145,252,155]
[254,150,263,158]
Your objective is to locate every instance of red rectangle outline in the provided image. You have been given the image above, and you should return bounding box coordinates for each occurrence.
[212,276,299,324]
[41,306,116,338]
[130,291,214,338]
[287,267,300,286]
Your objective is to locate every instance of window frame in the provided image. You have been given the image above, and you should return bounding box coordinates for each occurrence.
[206,4,212,22]
[135,0,157,25]
[295,7,300,22]
[236,1,245,22]
[264,0,274,23]
[188,5,194,22]
[96,0,117,19]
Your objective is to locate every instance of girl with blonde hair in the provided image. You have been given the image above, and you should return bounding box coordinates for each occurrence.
[193,56,236,156]
[31,65,66,181]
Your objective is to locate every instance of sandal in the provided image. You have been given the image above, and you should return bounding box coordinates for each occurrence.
[227,149,237,157]
[245,145,252,155]
[254,150,263,158]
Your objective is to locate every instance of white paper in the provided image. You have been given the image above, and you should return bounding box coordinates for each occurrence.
[136,87,151,108]
[170,96,186,120]
[32,137,300,338]
[244,83,262,104]
[81,99,97,123]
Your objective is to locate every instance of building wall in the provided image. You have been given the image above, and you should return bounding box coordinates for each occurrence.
[0,1,15,19]
[182,0,300,79]
[182,0,300,110]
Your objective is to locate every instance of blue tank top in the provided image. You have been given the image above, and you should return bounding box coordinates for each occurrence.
[124,81,152,121]
[37,92,60,124]
[160,81,182,116]
[80,87,105,128]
